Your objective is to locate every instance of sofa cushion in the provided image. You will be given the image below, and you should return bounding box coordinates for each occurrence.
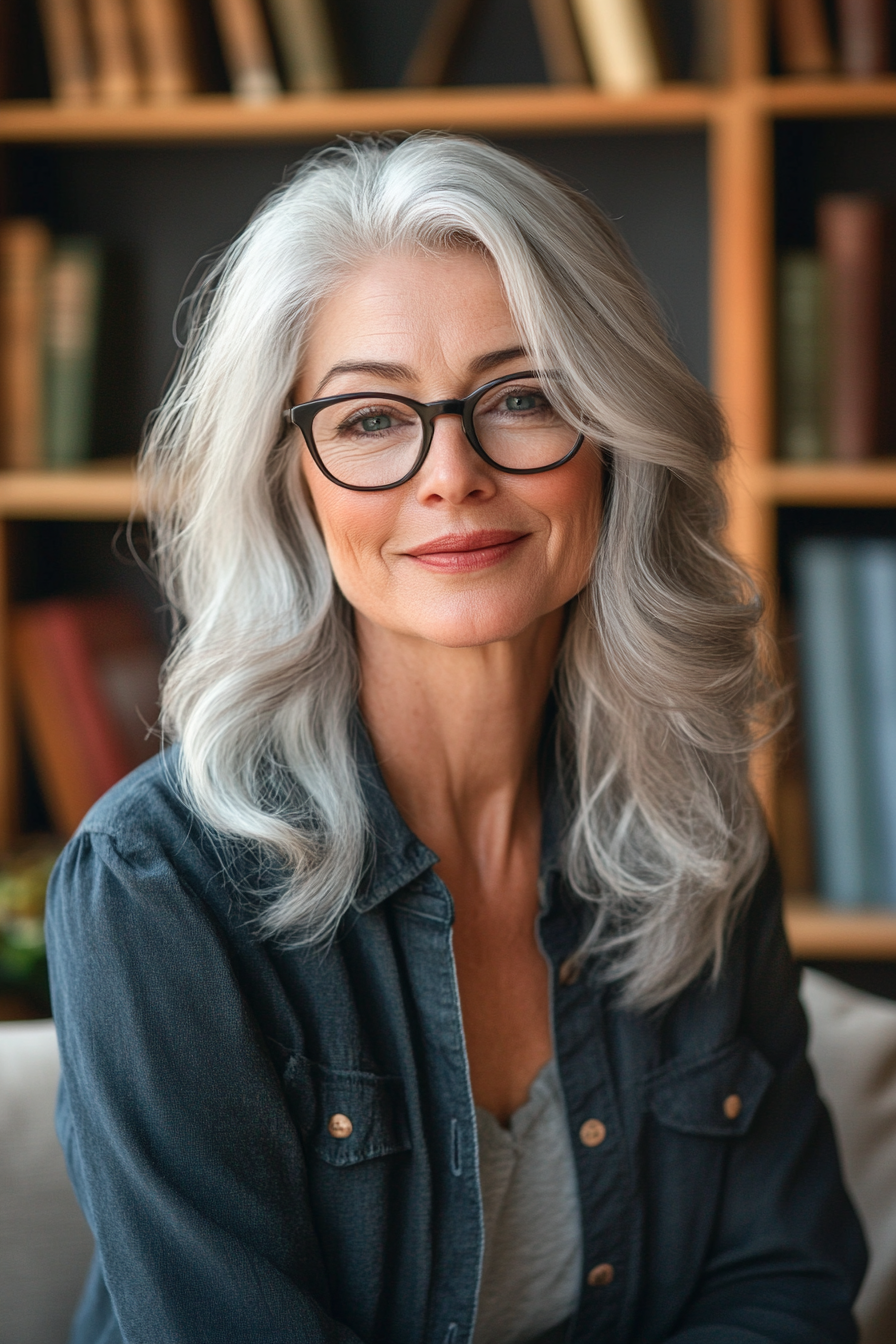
[802,968,896,1344]
[0,1019,93,1344]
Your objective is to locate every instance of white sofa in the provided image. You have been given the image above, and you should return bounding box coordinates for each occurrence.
[0,969,895,1343]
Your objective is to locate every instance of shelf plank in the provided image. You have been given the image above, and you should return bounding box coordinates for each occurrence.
[0,465,139,519]
[785,899,896,960]
[752,461,896,506]
[759,76,896,119]
[0,85,718,143]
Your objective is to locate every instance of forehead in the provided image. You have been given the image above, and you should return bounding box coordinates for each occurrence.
[305,249,518,368]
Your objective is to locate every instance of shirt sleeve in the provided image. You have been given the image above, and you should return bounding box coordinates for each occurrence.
[661,853,868,1344]
[46,826,364,1344]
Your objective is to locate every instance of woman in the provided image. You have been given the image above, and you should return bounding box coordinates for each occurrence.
[47,135,865,1344]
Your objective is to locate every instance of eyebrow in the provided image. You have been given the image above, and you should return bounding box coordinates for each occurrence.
[312,346,530,398]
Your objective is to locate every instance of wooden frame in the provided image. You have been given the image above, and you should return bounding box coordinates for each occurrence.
[3,0,896,957]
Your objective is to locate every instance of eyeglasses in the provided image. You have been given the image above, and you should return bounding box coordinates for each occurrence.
[286,371,584,492]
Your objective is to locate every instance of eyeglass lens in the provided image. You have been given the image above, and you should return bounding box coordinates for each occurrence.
[310,377,579,489]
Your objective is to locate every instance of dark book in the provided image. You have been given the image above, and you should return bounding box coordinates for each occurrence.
[777,250,827,461]
[817,194,887,460]
[836,0,890,78]
[11,595,163,836]
[773,0,836,75]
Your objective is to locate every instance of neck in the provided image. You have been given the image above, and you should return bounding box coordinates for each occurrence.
[356,610,563,892]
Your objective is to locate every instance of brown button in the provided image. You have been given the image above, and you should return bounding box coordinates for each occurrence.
[327,1113,353,1139]
[579,1118,607,1148]
[587,1263,614,1288]
[558,958,581,986]
[723,1094,742,1121]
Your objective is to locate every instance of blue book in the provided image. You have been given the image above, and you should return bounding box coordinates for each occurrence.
[793,540,869,907]
[853,542,896,908]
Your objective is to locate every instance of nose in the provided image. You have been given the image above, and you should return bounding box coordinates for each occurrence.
[413,410,496,506]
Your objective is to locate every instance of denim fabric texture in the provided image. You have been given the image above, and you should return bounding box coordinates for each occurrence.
[46,730,867,1344]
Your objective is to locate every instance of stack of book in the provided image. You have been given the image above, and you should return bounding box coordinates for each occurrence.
[777,193,896,462]
[0,220,105,470]
[773,0,891,78]
[794,537,896,909]
[33,0,341,102]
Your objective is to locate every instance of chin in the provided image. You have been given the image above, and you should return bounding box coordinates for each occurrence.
[406,598,545,649]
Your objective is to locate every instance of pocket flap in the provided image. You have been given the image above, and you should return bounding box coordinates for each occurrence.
[647,1037,773,1137]
[284,1055,411,1166]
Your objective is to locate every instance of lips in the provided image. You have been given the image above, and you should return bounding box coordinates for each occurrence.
[404,529,528,572]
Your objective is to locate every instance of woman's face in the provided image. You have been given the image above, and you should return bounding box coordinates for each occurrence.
[297,249,602,649]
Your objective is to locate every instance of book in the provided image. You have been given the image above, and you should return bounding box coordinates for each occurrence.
[0,220,52,471]
[209,0,281,99]
[793,539,870,907]
[402,0,475,86]
[129,0,198,100]
[529,0,589,83]
[777,250,827,461]
[853,542,896,907]
[35,0,94,103]
[11,595,163,836]
[772,0,835,75]
[836,0,890,78]
[44,239,104,468]
[568,0,662,92]
[265,0,341,91]
[690,0,728,82]
[817,194,886,460]
[84,0,142,102]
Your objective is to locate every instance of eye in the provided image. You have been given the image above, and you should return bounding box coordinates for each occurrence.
[504,392,538,412]
[360,414,393,432]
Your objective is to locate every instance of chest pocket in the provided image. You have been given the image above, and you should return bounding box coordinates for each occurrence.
[646,1036,774,1138]
[284,1054,412,1167]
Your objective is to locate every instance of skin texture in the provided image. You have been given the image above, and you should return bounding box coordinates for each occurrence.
[298,248,602,1123]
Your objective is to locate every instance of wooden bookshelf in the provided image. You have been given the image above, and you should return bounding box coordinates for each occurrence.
[2,0,896,959]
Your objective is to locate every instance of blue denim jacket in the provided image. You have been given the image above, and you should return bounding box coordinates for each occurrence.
[46,735,866,1344]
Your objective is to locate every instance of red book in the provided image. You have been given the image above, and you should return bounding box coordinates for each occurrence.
[773,0,836,75]
[836,0,890,78]
[11,595,163,836]
[817,195,887,461]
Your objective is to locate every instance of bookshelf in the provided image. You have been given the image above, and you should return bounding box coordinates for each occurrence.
[2,0,896,963]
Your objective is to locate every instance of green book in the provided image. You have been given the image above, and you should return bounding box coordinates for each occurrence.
[44,238,103,468]
[777,250,827,462]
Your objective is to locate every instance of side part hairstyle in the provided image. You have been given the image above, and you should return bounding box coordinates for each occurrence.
[142,133,780,1009]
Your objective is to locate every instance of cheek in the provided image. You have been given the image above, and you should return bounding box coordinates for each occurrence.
[300,454,397,600]
[532,449,602,583]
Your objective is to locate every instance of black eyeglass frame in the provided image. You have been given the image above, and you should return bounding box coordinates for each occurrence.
[285,370,585,492]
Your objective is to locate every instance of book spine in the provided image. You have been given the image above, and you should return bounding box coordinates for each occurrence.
[836,0,889,78]
[528,0,589,84]
[209,0,281,99]
[44,239,104,468]
[853,542,896,907]
[793,539,868,907]
[777,251,827,461]
[690,0,728,82]
[568,0,662,91]
[35,0,94,102]
[773,0,836,75]
[0,220,52,471]
[265,0,341,92]
[402,0,474,86]
[83,0,142,102]
[817,194,885,460]
[129,0,197,100]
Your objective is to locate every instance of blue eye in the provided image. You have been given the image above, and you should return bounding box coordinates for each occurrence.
[361,414,392,432]
[505,394,537,411]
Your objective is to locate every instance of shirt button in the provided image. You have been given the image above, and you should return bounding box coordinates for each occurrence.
[328,1113,353,1138]
[579,1118,607,1147]
[587,1263,614,1288]
[723,1094,742,1121]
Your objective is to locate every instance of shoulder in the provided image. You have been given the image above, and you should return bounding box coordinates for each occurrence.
[75,744,195,858]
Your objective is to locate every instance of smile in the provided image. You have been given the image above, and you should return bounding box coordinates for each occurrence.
[404,530,529,572]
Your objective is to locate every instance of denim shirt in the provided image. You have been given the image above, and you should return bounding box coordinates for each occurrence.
[46,737,866,1344]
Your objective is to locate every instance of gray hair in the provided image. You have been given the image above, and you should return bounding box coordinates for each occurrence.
[141,134,780,1009]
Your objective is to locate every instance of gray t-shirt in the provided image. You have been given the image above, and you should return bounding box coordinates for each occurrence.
[472,1058,582,1344]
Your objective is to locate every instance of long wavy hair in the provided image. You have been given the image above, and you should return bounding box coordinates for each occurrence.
[141,133,780,1009]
